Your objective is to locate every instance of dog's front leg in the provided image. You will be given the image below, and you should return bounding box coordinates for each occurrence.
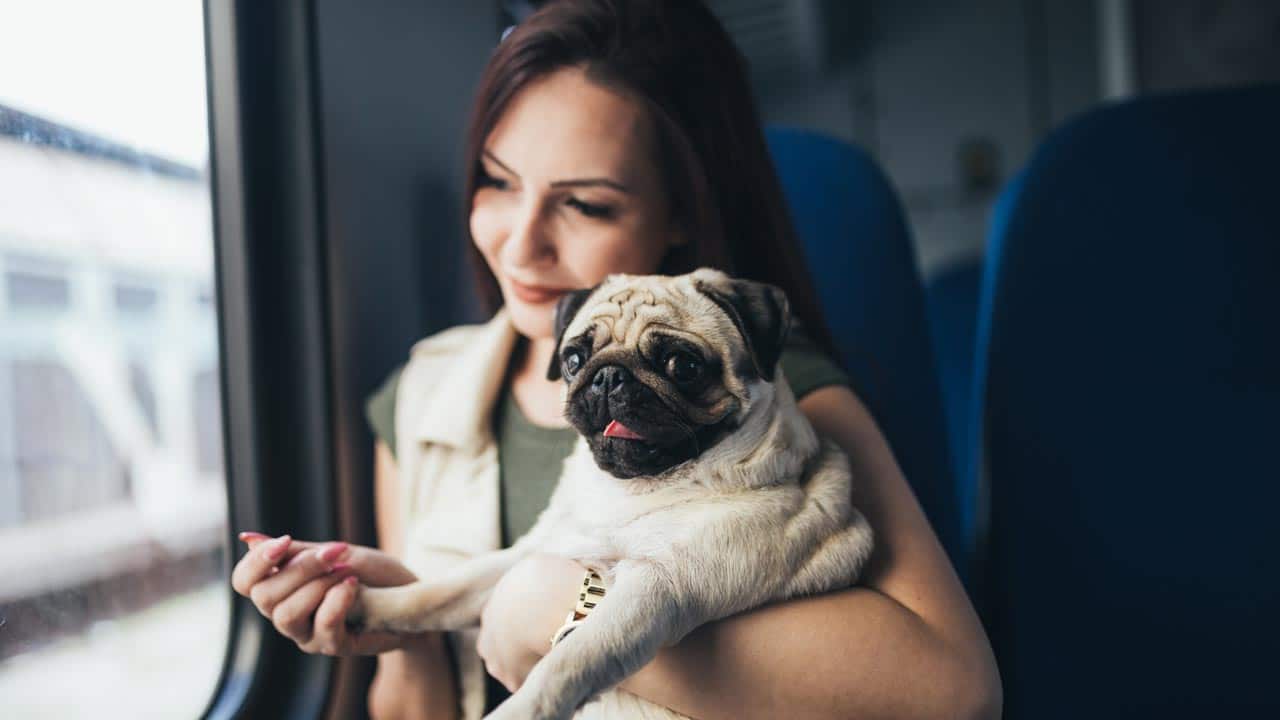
[487,561,693,720]
[352,487,575,634]
[351,545,533,634]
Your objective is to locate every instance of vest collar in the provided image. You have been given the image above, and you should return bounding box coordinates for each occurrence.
[412,307,518,452]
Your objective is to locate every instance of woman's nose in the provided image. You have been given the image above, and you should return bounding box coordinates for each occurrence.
[501,196,555,267]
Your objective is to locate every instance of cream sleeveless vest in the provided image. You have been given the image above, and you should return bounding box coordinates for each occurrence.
[392,309,517,720]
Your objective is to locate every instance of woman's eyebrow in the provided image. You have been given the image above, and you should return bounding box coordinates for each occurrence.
[550,177,631,193]
[482,149,518,175]
[483,149,631,194]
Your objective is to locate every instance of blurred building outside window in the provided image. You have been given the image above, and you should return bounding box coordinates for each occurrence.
[0,1,230,717]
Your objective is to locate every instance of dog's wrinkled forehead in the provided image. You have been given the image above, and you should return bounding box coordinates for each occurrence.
[566,271,738,353]
[549,267,791,385]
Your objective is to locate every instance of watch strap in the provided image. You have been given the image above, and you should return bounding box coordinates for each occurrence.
[550,568,607,648]
[572,568,607,621]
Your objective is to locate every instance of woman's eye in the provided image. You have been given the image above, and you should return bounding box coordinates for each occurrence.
[664,352,703,385]
[477,170,508,190]
[566,197,614,219]
[564,350,584,376]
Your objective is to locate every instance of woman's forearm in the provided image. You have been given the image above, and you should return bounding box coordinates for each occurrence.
[617,586,1000,720]
[369,632,459,720]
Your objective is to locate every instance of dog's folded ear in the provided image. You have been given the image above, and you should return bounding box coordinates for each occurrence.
[694,271,792,381]
[546,287,597,381]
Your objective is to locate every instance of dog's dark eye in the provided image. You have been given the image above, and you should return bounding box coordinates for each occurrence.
[563,350,584,377]
[664,352,703,385]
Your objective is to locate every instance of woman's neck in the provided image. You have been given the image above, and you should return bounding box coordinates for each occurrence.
[510,334,571,428]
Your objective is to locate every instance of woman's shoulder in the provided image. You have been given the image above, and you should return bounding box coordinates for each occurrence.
[379,320,493,401]
[779,322,850,400]
[406,320,493,361]
[365,319,498,459]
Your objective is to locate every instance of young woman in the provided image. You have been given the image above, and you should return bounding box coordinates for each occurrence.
[231,2,1001,718]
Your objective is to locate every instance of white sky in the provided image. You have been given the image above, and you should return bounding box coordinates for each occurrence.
[0,0,209,168]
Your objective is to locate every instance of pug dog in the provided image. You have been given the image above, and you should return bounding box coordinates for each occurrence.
[349,268,874,720]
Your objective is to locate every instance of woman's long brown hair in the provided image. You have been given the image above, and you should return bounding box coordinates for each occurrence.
[462,0,839,360]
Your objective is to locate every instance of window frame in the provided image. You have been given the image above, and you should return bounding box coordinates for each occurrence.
[202,1,338,718]
[201,1,500,716]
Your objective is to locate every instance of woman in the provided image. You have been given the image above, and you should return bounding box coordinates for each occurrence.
[231,1,1001,718]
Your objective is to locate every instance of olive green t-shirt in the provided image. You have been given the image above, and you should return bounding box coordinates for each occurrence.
[363,325,847,712]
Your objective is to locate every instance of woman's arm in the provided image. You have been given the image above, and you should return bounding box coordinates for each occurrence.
[367,440,461,720]
[612,385,1002,720]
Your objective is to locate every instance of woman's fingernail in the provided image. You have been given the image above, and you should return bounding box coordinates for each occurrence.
[265,535,291,558]
[344,576,358,586]
[329,562,353,574]
[238,531,269,542]
[317,542,349,564]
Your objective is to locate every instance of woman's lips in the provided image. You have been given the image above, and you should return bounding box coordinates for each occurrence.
[509,278,569,304]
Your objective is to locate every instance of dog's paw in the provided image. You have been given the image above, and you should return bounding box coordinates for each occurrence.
[348,586,417,634]
[343,587,368,633]
[348,584,460,634]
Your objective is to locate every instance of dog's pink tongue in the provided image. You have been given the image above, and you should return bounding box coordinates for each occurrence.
[603,419,645,440]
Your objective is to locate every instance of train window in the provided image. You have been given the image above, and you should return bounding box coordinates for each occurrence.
[0,1,228,717]
[195,286,215,311]
[113,281,160,315]
[128,360,161,442]
[192,368,224,477]
[4,359,129,523]
[4,259,72,312]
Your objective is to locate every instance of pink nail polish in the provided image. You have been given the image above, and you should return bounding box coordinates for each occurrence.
[265,535,291,558]
[329,562,353,574]
[317,542,349,564]
[344,576,358,585]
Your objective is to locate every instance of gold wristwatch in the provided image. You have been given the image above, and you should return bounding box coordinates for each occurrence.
[549,568,607,648]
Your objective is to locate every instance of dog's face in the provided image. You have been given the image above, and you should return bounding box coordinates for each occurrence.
[547,268,790,479]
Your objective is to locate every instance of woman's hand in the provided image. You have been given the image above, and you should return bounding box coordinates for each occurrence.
[231,531,420,657]
[476,553,586,691]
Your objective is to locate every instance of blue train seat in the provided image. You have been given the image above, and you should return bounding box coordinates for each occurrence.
[972,86,1280,718]
[766,126,962,572]
[924,259,982,548]
[925,171,1026,567]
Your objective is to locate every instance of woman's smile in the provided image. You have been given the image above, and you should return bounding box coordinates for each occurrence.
[508,276,571,305]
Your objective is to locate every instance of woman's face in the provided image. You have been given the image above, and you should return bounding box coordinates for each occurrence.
[470,66,683,341]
